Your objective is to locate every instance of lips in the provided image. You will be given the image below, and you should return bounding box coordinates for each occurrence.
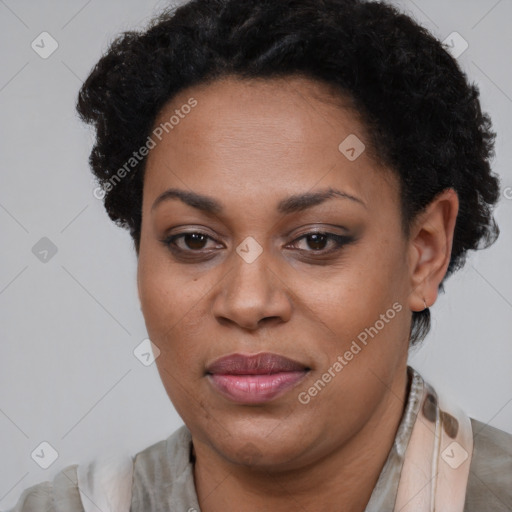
[206,352,310,404]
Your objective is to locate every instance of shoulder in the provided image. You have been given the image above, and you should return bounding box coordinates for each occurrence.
[3,464,84,512]
[464,418,512,511]
[4,428,193,512]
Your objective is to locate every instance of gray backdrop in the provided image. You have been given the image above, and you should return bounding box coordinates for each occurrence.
[1,0,511,507]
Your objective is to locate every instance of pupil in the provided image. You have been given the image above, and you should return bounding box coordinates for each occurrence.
[185,233,207,249]
[308,233,327,250]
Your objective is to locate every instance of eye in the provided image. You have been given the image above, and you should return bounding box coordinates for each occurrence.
[161,231,223,253]
[287,232,353,254]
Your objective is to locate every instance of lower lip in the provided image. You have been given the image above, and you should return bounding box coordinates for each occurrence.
[208,371,308,404]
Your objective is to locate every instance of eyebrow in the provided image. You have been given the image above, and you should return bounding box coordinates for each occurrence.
[151,186,366,215]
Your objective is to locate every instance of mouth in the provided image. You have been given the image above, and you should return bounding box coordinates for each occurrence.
[206,352,310,404]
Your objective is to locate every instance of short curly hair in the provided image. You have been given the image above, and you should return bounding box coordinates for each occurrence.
[76,0,500,345]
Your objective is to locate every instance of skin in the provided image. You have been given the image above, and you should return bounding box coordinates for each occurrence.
[137,75,459,512]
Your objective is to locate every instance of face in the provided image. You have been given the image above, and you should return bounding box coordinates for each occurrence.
[137,76,414,470]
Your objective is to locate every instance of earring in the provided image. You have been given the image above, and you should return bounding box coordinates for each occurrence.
[423,298,428,310]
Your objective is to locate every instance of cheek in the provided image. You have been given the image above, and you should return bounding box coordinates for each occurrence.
[300,251,409,417]
[137,251,215,375]
[306,246,406,336]
[138,259,207,407]
[138,246,199,332]
[307,257,409,396]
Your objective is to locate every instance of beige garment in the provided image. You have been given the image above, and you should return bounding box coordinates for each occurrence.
[4,367,512,511]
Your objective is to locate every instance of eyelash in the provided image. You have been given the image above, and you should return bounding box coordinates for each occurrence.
[160,231,354,259]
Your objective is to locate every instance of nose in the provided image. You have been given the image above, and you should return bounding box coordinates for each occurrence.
[211,249,292,331]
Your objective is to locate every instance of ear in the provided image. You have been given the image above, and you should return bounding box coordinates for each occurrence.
[407,188,459,312]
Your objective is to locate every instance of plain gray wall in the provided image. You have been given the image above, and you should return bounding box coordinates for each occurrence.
[1,0,511,507]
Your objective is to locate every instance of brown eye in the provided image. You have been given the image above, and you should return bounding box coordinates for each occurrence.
[162,231,221,253]
[288,232,354,255]
[182,233,208,250]
[305,233,329,250]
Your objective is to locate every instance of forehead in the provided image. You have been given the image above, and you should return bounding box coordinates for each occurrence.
[143,75,398,218]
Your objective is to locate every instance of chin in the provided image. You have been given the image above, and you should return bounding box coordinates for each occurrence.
[210,427,310,471]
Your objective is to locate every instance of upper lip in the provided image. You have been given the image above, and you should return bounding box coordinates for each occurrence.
[206,352,309,375]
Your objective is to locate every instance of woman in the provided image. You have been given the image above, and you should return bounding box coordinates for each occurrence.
[7,0,511,511]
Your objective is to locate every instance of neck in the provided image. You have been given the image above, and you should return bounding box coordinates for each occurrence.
[193,367,410,512]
